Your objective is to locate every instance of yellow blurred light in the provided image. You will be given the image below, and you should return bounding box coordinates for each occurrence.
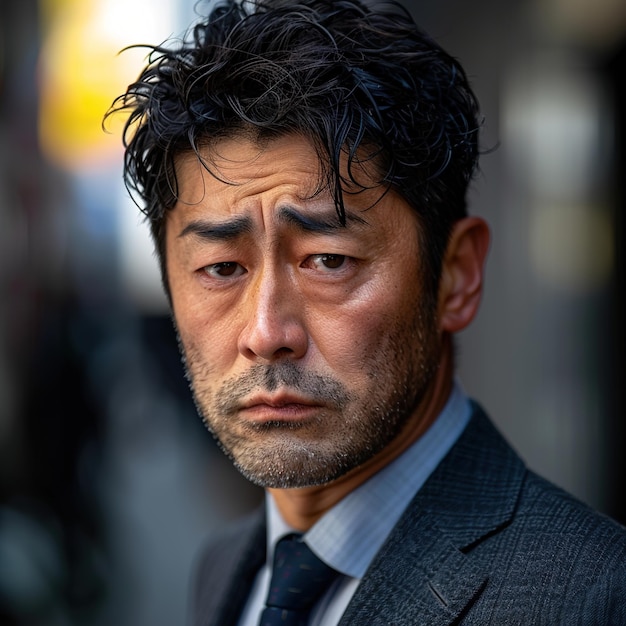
[38,0,174,171]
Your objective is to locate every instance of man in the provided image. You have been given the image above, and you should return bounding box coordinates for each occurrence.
[108,0,626,623]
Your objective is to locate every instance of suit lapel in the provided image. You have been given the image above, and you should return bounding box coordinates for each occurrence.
[339,406,526,625]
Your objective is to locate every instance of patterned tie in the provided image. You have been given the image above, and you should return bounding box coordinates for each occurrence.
[259,533,339,626]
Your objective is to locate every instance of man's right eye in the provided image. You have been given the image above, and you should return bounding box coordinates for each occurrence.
[203,262,246,279]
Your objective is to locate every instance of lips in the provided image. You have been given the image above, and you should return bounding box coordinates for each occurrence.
[239,393,321,422]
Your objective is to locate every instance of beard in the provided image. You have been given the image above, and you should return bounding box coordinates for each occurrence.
[177,307,441,489]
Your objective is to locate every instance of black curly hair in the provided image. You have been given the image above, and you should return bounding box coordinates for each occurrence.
[106,0,481,298]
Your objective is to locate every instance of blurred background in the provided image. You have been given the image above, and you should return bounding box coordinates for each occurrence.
[0,0,624,624]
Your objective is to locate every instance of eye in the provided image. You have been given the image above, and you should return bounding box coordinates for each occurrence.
[307,254,348,271]
[203,262,246,279]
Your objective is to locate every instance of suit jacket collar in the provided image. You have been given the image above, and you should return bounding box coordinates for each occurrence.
[338,403,527,625]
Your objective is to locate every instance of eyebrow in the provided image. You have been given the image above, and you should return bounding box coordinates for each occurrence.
[177,205,369,241]
[178,215,253,241]
[277,206,369,233]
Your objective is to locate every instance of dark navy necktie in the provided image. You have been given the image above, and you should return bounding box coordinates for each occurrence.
[259,533,339,626]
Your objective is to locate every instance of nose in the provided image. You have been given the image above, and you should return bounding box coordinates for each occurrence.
[237,268,308,362]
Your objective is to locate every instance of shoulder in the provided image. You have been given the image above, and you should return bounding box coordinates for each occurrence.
[521,469,625,538]
[466,453,626,622]
[515,470,626,573]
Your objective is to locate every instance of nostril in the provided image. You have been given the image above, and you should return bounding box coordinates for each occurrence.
[273,347,294,358]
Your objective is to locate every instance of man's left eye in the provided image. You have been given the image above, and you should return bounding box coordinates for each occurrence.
[307,254,348,271]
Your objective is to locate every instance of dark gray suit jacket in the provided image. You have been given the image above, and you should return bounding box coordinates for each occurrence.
[192,405,626,625]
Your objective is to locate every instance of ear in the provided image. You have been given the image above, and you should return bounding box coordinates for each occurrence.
[438,217,490,333]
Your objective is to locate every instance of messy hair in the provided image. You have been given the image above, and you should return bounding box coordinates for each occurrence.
[106,0,481,296]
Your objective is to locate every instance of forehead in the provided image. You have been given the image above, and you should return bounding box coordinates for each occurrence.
[172,134,382,212]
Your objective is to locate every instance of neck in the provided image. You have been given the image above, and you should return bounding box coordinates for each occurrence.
[268,337,455,531]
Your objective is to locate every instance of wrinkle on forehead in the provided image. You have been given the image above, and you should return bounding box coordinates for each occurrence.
[175,135,321,201]
[174,133,387,214]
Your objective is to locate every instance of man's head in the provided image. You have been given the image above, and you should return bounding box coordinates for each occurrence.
[108,0,489,491]
[110,0,481,299]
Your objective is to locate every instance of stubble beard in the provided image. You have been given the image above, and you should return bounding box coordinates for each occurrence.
[177,307,441,489]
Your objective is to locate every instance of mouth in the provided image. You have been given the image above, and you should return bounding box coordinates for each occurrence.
[239,393,322,423]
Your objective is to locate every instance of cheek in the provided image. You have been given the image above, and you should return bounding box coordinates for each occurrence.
[172,294,238,374]
[169,267,235,350]
[312,281,420,375]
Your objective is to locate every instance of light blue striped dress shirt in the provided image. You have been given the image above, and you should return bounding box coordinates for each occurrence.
[238,381,472,626]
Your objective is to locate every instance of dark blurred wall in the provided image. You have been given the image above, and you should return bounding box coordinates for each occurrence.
[0,1,110,622]
[603,39,626,524]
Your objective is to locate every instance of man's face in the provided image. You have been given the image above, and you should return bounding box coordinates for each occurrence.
[166,134,443,489]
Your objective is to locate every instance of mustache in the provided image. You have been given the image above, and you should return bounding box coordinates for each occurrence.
[214,362,353,415]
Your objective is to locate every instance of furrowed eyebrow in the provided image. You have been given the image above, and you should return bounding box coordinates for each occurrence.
[277,206,369,233]
[178,215,253,241]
